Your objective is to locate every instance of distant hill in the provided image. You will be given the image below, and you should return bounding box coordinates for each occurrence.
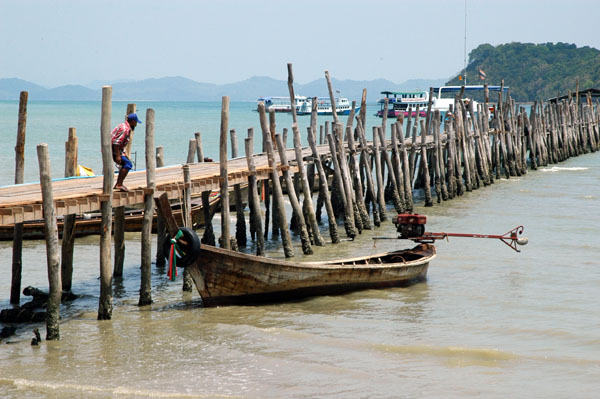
[0,76,446,103]
[446,42,600,101]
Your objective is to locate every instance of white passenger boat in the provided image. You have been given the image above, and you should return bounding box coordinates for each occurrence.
[431,85,509,114]
[297,97,358,115]
[256,96,308,113]
[376,91,429,118]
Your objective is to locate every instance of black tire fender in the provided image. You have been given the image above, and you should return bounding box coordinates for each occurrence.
[162,226,201,268]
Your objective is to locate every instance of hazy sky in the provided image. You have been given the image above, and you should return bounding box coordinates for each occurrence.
[1,0,598,87]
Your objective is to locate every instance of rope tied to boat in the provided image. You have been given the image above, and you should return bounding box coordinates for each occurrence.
[167,230,183,281]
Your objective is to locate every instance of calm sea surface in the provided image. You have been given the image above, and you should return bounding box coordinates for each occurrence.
[0,100,599,398]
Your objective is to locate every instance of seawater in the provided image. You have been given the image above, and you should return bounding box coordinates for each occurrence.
[0,100,385,187]
[0,100,599,398]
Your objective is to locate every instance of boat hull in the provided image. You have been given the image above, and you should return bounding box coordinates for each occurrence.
[186,243,435,306]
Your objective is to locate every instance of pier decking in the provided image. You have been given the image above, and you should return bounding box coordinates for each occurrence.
[0,138,438,226]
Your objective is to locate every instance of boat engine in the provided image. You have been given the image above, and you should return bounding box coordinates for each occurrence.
[394,214,426,239]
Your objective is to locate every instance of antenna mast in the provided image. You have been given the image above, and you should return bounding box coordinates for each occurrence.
[463,0,467,85]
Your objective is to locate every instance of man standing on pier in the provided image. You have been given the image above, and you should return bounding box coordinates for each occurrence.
[111,113,142,192]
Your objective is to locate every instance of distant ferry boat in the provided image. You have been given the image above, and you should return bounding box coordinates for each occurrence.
[257,96,308,113]
[376,86,510,118]
[297,97,358,115]
[376,91,429,118]
[431,85,508,114]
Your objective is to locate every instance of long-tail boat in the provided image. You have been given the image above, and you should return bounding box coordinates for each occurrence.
[183,241,435,306]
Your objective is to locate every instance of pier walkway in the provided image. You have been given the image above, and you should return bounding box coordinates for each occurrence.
[0,138,434,226]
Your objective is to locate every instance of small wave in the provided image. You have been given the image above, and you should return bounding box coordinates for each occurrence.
[374,343,518,363]
[540,166,588,173]
[0,378,241,398]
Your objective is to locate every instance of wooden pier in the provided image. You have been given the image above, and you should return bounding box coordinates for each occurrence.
[2,67,599,341]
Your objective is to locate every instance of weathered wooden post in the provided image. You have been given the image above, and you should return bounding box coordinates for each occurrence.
[307,126,339,243]
[275,134,312,254]
[186,139,197,164]
[339,125,362,233]
[390,123,406,206]
[37,143,61,340]
[347,125,370,230]
[245,137,265,255]
[230,129,247,247]
[11,91,27,305]
[418,119,433,206]
[155,146,166,267]
[324,70,339,125]
[258,102,293,257]
[327,131,356,238]
[292,124,324,246]
[269,110,280,239]
[372,127,388,221]
[181,164,194,291]
[377,125,404,212]
[356,120,380,226]
[114,104,136,276]
[219,97,231,249]
[98,86,113,320]
[61,127,77,293]
[140,109,156,305]
[396,122,414,211]
[245,128,257,241]
[195,132,204,162]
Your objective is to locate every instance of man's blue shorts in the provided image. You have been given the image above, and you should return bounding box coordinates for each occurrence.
[120,155,133,171]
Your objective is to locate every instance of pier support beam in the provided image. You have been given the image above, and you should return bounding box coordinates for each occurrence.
[245,137,265,255]
[37,143,61,340]
[11,91,27,305]
[61,127,77,292]
[155,146,166,267]
[98,86,113,320]
[140,109,156,305]
[219,96,231,250]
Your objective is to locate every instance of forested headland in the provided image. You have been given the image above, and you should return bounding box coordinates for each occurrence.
[446,42,600,102]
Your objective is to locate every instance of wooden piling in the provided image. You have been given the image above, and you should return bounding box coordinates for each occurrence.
[292,124,324,245]
[396,122,414,211]
[245,137,265,255]
[155,146,166,267]
[327,131,356,238]
[140,109,156,304]
[181,164,194,292]
[195,132,204,162]
[258,102,293,257]
[356,121,380,226]
[114,103,136,277]
[307,126,339,243]
[11,91,27,305]
[377,126,404,212]
[275,134,313,254]
[347,125,370,230]
[36,144,61,340]
[61,127,77,292]
[324,70,339,125]
[371,127,387,221]
[230,129,247,247]
[268,110,280,239]
[98,86,113,320]
[186,139,197,164]
[246,128,257,241]
[219,96,231,250]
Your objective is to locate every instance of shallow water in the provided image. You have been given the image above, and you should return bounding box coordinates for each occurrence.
[1,101,599,398]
